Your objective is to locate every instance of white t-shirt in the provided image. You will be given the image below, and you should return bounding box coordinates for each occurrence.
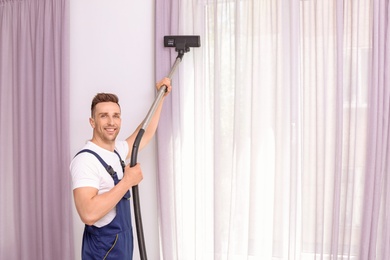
[70,140,129,227]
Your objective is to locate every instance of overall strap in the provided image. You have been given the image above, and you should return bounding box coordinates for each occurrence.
[114,150,126,172]
[112,150,131,200]
[75,149,124,177]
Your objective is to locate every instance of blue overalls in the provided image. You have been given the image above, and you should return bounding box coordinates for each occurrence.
[76,149,133,260]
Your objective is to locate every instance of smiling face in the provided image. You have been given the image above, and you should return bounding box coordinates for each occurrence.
[90,101,121,150]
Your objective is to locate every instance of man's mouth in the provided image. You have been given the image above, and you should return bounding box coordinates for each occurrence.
[105,128,116,134]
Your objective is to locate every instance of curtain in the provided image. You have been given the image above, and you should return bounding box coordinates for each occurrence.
[155,0,389,259]
[360,0,390,259]
[0,0,73,259]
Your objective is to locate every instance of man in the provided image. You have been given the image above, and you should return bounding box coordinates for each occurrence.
[70,78,171,259]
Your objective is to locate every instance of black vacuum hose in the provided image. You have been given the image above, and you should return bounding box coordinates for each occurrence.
[130,128,146,259]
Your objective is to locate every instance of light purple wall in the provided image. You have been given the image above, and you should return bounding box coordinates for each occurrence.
[69,1,160,259]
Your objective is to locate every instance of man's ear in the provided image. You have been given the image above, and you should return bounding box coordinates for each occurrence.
[89,117,95,128]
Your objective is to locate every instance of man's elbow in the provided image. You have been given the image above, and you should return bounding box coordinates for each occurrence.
[76,209,99,226]
[80,214,97,226]
[75,205,97,225]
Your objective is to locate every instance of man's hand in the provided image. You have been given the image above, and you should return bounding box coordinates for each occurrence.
[156,77,172,97]
[122,163,143,187]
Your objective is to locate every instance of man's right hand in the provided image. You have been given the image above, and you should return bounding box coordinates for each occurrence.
[123,163,143,187]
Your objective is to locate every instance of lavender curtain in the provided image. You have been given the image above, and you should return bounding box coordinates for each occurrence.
[0,0,73,259]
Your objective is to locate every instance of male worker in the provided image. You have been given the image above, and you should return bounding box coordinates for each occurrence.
[70,78,171,259]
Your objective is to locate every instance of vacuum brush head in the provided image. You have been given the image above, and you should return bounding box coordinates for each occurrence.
[164,35,201,53]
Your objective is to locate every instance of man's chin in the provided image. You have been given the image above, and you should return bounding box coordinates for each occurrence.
[103,135,118,142]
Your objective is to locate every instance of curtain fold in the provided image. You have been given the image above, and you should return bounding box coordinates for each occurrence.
[360,0,390,259]
[0,0,73,259]
[155,0,389,259]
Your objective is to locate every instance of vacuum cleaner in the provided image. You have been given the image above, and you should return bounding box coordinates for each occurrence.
[130,35,201,260]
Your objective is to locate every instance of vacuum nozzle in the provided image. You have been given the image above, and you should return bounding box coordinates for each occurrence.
[164,35,201,53]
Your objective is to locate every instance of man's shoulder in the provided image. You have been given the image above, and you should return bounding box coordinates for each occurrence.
[114,140,128,154]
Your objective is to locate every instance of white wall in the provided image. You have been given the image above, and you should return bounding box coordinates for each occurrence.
[69,1,160,259]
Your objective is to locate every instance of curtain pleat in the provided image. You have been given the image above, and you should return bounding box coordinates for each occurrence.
[360,0,390,259]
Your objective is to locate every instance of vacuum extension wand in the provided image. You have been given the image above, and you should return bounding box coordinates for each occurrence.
[130,35,200,260]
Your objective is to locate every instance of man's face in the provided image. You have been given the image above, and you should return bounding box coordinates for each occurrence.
[90,102,121,143]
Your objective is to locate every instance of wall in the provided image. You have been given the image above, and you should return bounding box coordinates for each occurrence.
[69,1,160,259]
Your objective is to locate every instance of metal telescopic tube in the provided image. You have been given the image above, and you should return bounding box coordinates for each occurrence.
[141,54,183,130]
[131,54,183,260]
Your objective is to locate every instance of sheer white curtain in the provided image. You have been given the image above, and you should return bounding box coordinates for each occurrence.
[155,0,389,259]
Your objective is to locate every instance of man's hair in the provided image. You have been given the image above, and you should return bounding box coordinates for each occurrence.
[91,93,120,117]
